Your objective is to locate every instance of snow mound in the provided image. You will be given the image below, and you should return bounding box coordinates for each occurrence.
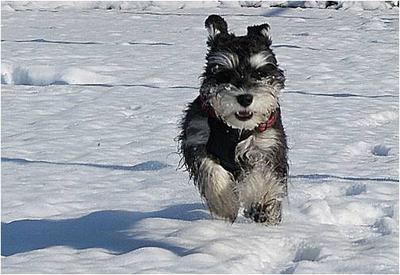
[354,110,398,127]
[343,142,394,157]
[1,63,115,86]
[301,199,335,224]
[341,1,397,10]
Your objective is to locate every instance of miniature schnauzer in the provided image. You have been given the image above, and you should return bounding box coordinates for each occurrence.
[178,15,288,225]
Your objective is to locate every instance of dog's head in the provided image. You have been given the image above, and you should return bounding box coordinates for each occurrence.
[200,15,285,130]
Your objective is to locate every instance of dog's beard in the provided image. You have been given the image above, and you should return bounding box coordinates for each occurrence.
[209,83,280,130]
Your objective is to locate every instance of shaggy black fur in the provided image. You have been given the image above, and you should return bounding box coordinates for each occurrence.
[178,96,208,184]
[206,115,253,175]
[202,23,285,93]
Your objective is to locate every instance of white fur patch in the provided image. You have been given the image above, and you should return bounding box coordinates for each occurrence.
[260,28,270,38]
[236,129,285,209]
[235,129,281,166]
[253,128,282,153]
[249,51,274,69]
[237,167,284,210]
[206,25,221,38]
[208,52,239,69]
[210,85,280,130]
[197,157,239,220]
[199,157,232,194]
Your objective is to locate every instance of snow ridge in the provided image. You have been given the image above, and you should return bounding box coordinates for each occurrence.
[1,63,115,86]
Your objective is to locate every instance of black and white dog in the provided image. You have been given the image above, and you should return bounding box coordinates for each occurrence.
[178,15,288,225]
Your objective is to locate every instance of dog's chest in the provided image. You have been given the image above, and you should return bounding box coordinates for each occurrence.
[206,117,253,174]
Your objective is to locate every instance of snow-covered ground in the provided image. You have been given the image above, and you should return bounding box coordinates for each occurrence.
[1,3,399,274]
[2,1,399,11]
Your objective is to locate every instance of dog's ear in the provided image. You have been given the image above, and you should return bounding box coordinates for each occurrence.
[205,15,228,39]
[247,23,272,46]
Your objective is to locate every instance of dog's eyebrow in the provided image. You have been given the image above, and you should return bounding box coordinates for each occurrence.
[208,52,239,69]
[249,51,275,69]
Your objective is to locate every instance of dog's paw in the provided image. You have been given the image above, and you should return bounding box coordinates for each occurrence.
[244,199,282,225]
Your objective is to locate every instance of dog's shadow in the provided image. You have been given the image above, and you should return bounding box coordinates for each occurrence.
[1,203,208,257]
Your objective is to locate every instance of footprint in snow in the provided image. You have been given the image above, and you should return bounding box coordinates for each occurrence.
[371,145,391,156]
[372,217,396,236]
[294,243,321,262]
[345,183,367,196]
[280,243,322,274]
[343,142,392,157]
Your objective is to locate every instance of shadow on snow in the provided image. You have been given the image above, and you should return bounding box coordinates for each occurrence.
[1,157,170,171]
[290,174,399,183]
[286,90,397,99]
[1,38,173,46]
[1,203,208,257]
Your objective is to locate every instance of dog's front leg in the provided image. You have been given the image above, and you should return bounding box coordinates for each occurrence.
[179,98,239,221]
[198,157,239,221]
[239,166,286,225]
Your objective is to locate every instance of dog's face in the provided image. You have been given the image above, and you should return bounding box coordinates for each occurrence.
[201,15,285,130]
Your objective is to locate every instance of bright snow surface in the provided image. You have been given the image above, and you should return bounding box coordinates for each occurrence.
[1,4,399,274]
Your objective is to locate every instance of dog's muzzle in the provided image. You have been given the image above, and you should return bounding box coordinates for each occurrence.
[235,110,254,121]
[236,94,253,107]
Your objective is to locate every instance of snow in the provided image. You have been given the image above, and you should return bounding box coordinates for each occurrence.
[2,1,399,11]
[1,63,115,86]
[1,3,399,274]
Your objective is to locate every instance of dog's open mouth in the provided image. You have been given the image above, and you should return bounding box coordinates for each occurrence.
[235,111,253,121]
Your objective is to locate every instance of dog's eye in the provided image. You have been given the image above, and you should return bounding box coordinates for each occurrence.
[253,64,276,79]
[210,65,219,74]
[215,70,232,84]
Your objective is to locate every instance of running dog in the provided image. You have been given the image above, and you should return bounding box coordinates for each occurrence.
[178,15,288,225]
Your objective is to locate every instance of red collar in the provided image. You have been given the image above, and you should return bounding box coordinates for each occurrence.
[256,111,277,133]
[199,94,217,118]
[198,95,277,133]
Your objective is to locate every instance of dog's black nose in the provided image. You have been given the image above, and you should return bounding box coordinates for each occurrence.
[236,94,253,107]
